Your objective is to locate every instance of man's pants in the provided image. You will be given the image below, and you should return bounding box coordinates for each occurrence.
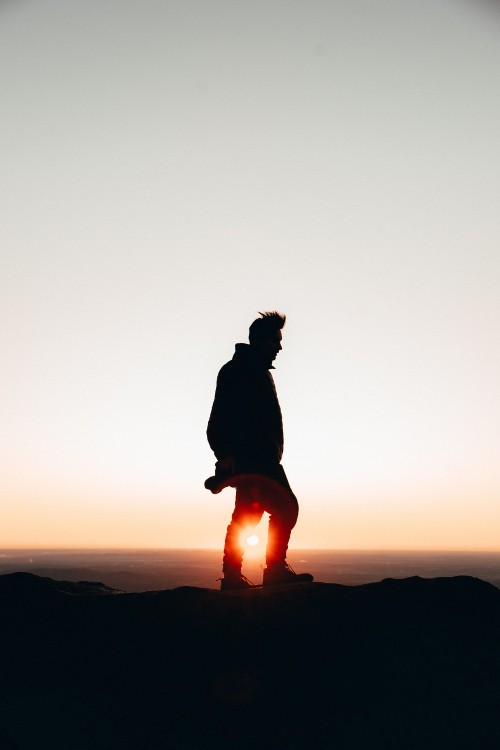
[222,464,299,573]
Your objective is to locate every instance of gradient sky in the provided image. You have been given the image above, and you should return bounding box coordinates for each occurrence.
[1,0,500,550]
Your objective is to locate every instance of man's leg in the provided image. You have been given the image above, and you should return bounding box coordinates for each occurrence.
[261,466,299,566]
[222,479,264,577]
[260,465,313,585]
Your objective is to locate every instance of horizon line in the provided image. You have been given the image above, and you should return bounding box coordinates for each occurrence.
[2,546,500,554]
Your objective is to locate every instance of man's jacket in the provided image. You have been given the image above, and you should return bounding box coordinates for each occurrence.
[207,343,284,468]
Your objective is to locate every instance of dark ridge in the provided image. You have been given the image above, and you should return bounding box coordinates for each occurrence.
[0,571,122,596]
[1,573,499,750]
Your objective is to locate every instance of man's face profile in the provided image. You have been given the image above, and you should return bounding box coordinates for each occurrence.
[254,329,282,361]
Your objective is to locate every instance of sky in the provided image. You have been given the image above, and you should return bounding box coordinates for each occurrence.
[1,0,500,551]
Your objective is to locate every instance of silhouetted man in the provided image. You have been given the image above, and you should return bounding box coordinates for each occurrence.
[206,311,313,590]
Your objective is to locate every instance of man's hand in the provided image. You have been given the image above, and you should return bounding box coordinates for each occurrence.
[217,456,236,474]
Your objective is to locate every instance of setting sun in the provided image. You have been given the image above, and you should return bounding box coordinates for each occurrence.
[246,535,259,547]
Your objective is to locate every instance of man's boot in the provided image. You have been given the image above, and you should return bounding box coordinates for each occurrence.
[263,562,313,586]
[220,570,258,591]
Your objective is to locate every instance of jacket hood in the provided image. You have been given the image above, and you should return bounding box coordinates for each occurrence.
[233,343,275,370]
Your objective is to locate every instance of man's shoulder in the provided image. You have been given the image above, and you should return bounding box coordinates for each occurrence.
[218,358,236,375]
[217,353,256,387]
[217,358,240,382]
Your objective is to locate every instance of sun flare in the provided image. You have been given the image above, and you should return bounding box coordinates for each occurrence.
[246,534,259,547]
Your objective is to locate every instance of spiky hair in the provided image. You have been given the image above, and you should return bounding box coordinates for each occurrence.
[249,311,286,343]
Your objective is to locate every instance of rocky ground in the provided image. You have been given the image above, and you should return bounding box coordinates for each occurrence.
[1,572,499,749]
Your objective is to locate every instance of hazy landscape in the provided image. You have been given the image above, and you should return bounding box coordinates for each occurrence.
[1,548,499,591]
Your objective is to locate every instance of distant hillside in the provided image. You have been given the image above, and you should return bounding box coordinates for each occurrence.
[1,573,499,749]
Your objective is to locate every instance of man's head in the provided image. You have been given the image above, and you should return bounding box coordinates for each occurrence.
[249,311,286,363]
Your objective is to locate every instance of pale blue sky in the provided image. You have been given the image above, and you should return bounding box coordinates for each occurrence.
[1,0,499,548]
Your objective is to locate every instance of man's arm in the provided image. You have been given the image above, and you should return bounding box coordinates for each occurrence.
[207,365,241,461]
